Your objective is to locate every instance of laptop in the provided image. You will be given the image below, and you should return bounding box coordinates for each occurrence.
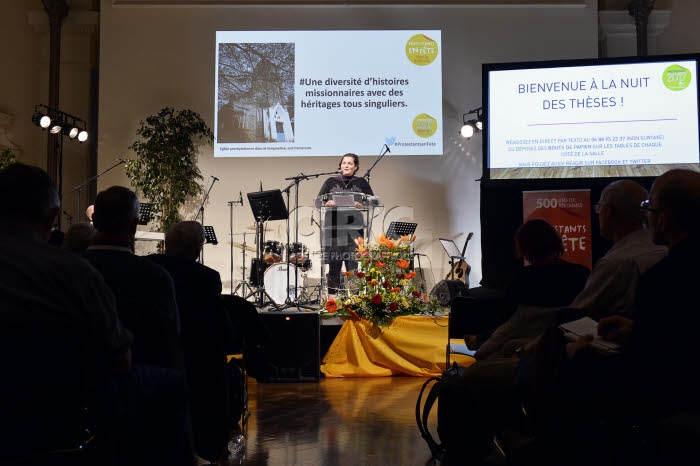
[332,194,356,207]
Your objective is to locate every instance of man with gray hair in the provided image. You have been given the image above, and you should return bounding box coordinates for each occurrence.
[148,220,234,462]
[568,179,667,319]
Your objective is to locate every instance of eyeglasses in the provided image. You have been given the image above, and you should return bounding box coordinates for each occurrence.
[640,199,659,213]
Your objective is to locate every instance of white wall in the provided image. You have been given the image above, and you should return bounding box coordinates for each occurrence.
[98,0,598,291]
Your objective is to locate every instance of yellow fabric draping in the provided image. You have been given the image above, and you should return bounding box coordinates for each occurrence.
[321,315,476,377]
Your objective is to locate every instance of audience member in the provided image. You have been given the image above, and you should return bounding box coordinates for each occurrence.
[569,180,667,319]
[85,186,183,370]
[86,204,94,223]
[84,186,195,465]
[0,163,132,463]
[529,169,700,465]
[63,221,97,254]
[148,221,235,462]
[474,219,589,359]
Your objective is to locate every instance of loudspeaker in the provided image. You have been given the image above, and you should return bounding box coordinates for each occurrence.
[430,279,468,306]
[251,312,320,382]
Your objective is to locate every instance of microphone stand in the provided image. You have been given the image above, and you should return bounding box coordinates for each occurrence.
[280,170,337,311]
[362,144,390,185]
[194,176,218,264]
[70,159,125,222]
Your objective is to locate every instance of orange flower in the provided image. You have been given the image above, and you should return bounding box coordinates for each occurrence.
[369,279,379,286]
[342,271,354,276]
[405,271,417,279]
[347,308,359,319]
[374,261,386,268]
[390,287,402,293]
[400,234,411,244]
[396,259,410,269]
[325,299,338,313]
[375,233,395,249]
[355,237,366,252]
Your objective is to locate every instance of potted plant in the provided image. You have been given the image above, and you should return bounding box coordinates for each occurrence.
[125,107,213,235]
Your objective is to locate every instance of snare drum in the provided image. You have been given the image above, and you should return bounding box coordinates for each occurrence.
[263,240,283,264]
[263,263,304,304]
[286,242,309,265]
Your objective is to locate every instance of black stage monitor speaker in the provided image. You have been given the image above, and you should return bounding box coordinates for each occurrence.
[252,312,320,382]
[430,279,468,306]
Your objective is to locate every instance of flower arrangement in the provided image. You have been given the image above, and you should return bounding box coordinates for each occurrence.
[320,234,444,326]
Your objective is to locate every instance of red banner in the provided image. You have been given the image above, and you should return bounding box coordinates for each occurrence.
[522,189,592,270]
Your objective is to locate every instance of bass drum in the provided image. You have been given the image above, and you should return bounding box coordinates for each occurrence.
[263,263,304,304]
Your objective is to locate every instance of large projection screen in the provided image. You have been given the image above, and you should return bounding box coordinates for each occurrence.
[215,30,443,157]
[483,54,700,180]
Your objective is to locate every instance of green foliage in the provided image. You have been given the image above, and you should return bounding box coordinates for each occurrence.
[0,147,17,171]
[125,107,213,234]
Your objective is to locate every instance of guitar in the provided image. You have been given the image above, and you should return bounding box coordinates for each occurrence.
[445,232,474,284]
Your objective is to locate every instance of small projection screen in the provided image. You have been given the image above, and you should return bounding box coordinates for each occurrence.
[482,54,700,180]
[215,30,443,157]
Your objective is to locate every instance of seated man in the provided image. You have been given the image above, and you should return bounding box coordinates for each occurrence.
[84,186,195,465]
[569,179,667,319]
[85,186,183,370]
[0,163,132,462]
[148,221,235,462]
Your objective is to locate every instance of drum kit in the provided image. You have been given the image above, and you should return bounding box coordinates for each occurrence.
[230,187,323,309]
[231,234,317,307]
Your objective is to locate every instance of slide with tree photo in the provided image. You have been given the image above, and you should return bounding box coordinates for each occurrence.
[215,30,442,157]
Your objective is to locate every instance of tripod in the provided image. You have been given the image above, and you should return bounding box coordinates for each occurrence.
[232,232,256,299]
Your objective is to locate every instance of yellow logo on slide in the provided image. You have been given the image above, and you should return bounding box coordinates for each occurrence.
[405,34,438,66]
[413,114,438,138]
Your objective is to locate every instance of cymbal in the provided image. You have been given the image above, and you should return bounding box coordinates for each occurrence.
[246,224,273,232]
[230,242,255,252]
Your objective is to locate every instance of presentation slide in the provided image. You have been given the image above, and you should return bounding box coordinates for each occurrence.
[215,30,442,157]
[487,58,699,175]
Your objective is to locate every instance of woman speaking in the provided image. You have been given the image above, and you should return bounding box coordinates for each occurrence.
[316,153,373,298]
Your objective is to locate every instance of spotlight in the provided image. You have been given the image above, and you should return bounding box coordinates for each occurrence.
[460,122,476,138]
[31,110,51,129]
[460,106,484,138]
[49,120,63,134]
[32,104,88,142]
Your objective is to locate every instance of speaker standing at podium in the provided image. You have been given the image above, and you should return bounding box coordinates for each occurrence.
[316,153,374,297]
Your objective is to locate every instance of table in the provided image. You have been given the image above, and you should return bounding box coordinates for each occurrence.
[321,315,475,377]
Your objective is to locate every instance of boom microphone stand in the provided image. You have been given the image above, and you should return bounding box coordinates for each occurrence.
[69,158,125,222]
[363,144,390,185]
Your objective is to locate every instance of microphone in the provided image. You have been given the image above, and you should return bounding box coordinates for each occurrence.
[239,191,243,206]
[384,144,391,154]
[337,169,344,175]
[260,181,263,192]
[211,175,219,181]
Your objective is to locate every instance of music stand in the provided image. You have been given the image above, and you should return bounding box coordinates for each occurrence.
[246,189,288,310]
[439,238,467,280]
[386,221,417,240]
[247,189,288,222]
[138,203,153,226]
[203,226,218,245]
